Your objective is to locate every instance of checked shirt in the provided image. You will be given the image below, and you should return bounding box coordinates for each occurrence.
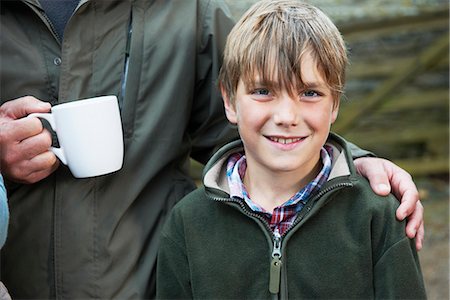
[226,146,332,235]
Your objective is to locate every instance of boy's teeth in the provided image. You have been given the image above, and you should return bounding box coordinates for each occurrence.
[270,137,302,144]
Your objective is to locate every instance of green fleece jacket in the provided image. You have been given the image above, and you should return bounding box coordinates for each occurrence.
[157,133,426,299]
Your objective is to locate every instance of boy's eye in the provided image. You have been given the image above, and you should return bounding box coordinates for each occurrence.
[302,90,320,97]
[252,88,270,96]
[249,88,273,101]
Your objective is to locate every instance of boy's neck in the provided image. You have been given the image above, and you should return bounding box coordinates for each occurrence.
[243,159,322,212]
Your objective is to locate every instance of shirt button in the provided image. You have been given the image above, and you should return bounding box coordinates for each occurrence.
[53,57,62,66]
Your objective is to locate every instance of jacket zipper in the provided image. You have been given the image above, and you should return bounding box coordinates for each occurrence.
[209,181,352,298]
[22,3,63,297]
[269,229,282,294]
[211,194,273,231]
[41,13,61,42]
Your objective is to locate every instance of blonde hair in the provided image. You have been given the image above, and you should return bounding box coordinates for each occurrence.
[219,0,348,106]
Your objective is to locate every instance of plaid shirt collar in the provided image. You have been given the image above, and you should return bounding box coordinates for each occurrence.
[226,146,333,235]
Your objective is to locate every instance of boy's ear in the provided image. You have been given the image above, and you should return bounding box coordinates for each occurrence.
[331,100,340,124]
[220,85,238,124]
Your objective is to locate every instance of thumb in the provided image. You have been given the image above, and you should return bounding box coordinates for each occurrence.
[2,96,51,119]
[354,157,391,196]
[372,182,391,196]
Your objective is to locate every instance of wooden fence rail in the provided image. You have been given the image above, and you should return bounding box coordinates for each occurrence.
[333,7,449,176]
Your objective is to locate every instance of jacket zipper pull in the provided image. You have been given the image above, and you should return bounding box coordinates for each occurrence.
[269,229,282,294]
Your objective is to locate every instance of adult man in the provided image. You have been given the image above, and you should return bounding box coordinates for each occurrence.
[0,0,423,298]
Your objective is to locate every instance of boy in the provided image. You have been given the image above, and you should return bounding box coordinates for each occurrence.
[156,1,426,298]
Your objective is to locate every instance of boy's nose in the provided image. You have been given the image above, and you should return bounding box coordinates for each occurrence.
[273,97,299,127]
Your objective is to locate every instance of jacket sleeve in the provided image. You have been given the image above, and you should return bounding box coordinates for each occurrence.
[371,194,426,298]
[156,212,192,299]
[345,140,376,159]
[331,132,375,159]
[189,0,238,164]
[0,174,8,248]
[373,238,427,298]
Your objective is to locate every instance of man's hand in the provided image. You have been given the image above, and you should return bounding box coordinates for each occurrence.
[354,157,424,251]
[0,96,59,183]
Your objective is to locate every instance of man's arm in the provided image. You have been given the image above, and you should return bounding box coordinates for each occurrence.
[189,0,238,164]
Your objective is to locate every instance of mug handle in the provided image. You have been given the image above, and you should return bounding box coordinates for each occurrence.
[27,113,68,165]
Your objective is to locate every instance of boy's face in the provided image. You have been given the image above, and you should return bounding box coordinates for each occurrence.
[223,52,339,176]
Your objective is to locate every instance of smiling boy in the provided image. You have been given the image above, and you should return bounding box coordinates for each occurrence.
[224,53,338,214]
[156,1,426,298]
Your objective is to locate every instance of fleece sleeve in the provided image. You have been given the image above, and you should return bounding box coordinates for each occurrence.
[373,237,426,298]
[156,210,192,299]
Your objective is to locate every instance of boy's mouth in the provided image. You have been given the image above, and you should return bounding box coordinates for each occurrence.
[266,136,306,144]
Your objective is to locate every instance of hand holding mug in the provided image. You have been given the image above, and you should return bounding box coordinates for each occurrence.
[0,96,57,183]
[28,95,124,178]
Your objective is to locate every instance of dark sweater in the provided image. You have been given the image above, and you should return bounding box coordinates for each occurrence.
[39,0,79,41]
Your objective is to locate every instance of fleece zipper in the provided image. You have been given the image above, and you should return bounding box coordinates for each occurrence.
[269,229,282,294]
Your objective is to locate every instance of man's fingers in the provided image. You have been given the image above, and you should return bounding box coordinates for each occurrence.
[0,96,55,183]
[1,124,51,168]
[1,116,45,142]
[25,152,59,183]
[373,183,391,196]
[395,189,420,221]
[0,96,50,119]
[354,157,392,196]
[404,201,424,238]
[389,166,416,198]
[415,221,424,251]
[16,128,53,159]
[6,151,59,184]
[28,150,59,172]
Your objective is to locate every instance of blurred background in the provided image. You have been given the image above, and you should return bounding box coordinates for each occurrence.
[193,0,449,298]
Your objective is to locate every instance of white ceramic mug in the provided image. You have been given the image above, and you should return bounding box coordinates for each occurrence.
[29,95,124,178]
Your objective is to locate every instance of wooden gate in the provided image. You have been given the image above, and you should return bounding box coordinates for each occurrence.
[333,8,449,176]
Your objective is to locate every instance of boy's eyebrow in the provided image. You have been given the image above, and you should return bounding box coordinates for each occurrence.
[247,79,276,88]
[247,77,329,90]
[247,81,329,92]
[251,80,265,86]
[302,81,328,89]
